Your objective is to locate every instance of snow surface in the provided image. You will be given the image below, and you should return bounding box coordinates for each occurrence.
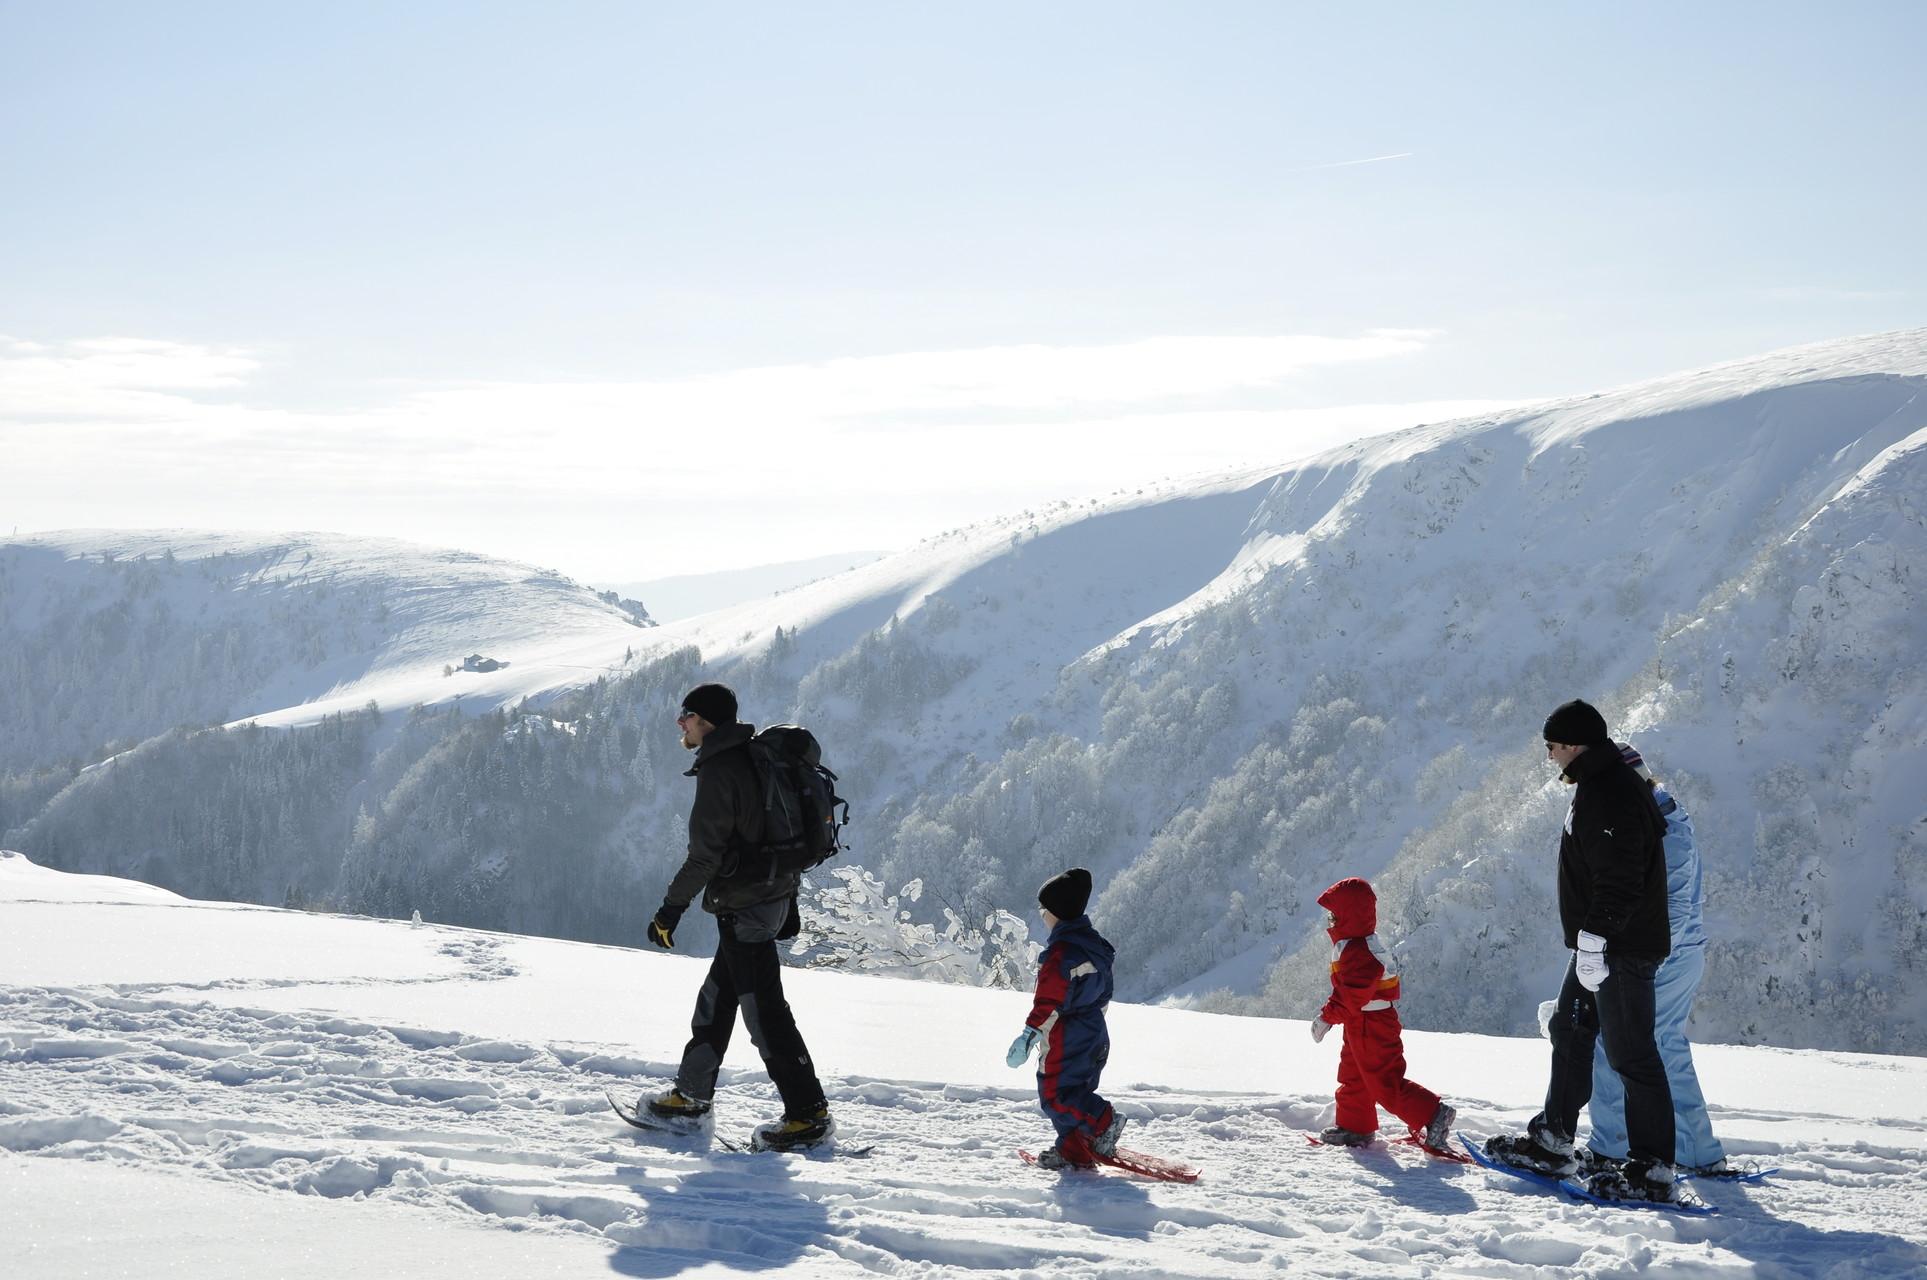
[5,852,1925,1278]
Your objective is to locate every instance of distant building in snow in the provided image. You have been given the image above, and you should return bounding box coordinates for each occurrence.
[462,654,507,673]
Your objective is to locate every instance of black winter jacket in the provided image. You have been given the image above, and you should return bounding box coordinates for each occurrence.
[663,722,801,915]
[1556,744,1671,958]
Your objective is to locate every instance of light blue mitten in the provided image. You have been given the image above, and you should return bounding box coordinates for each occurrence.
[1005,1026,1042,1068]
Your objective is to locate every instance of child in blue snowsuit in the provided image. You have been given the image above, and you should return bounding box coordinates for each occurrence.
[1006,868,1125,1169]
[1585,743,1727,1173]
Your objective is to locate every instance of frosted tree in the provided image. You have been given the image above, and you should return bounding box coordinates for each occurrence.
[792,866,1040,989]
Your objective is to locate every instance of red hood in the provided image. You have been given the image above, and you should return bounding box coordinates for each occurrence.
[1317,877,1377,941]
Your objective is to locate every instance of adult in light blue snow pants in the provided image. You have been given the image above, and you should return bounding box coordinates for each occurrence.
[1587,745,1726,1172]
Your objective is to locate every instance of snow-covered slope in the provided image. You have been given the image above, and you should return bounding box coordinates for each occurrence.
[601,548,886,622]
[4,853,1924,1278]
[642,328,1927,1052]
[0,529,652,771]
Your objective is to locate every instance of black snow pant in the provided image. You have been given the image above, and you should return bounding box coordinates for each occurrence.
[673,899,825,1119]
[1537,953,1675,1168]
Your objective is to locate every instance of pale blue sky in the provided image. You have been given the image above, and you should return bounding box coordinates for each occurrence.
[3,2,1922,578]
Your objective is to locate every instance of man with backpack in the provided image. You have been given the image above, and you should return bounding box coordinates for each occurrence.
[642,682,833,1150]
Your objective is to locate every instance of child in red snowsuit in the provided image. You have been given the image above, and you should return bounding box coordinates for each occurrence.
[1312,877,1455,1149]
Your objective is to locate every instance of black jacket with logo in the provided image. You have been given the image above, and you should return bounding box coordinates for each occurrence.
[663,722,800,915]
[1556,745,1672,958]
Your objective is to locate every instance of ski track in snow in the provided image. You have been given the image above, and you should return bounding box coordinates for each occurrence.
[6,982,1925,1278]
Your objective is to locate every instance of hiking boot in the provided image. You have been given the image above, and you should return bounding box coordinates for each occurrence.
[1091,1112,1127,1159]
[1484,1129,1578,1177]
[1586,1158,1676,1203]
[1036,1145,1096,1171]
[1318,1125,1373,1147]
[1574,1147,1623,1177]
[754,1104,835,1152]
[644,1088,711,1121]
[1419,1102,1455,1151]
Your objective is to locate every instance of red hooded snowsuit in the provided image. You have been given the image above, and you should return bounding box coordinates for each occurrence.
[1317,877,1443,1136]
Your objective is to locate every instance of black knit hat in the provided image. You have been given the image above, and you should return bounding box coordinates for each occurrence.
[1543,698,1610,746]
[1038,867,1093,920]
[681,682,738,727]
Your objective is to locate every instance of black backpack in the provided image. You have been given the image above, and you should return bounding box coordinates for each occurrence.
[744,724,849,878]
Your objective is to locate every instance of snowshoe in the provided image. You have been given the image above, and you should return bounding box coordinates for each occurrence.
[1683,1157,1775,1182]
[1020,1147,1201,1181]
[1099,1146,1202,1182]
[1566,1160,1715,1212]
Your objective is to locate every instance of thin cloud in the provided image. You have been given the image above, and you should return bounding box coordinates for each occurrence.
[407,331,1437,430]
[2,331,1440,429]
[0,337,261,423]
[1,331,1462,578]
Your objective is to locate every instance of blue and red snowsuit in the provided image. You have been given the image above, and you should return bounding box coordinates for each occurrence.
[1317,877,1444,1137]
[1026,914,1116,1160]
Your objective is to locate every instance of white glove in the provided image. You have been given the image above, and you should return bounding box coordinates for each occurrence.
[1310,1018,1332,1044]
[1574,931,1609,992]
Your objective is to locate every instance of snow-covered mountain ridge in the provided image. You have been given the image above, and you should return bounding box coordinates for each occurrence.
[6,328,1925,1055]
[0,529,651,774]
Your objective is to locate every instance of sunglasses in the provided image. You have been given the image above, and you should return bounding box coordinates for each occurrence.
[676,710,698,725]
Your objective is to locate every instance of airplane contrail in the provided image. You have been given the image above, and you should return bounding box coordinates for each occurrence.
[1296,151,1416,172]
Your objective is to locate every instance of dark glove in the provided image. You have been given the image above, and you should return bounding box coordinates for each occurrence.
[649,902,686,950]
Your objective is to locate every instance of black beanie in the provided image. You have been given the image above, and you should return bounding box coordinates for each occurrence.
[1543,698,1610,746]
[1038,867,1093,920]
[681,682,738,727]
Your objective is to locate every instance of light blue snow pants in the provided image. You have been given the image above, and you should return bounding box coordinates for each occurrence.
[1587,942,1725,1169]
